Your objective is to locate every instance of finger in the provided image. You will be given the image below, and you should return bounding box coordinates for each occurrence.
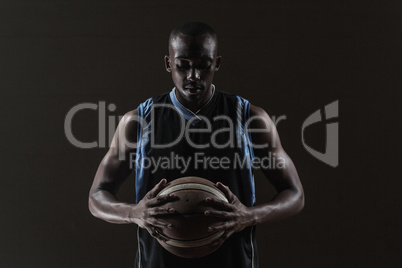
[204,209,232,219]
[147,207,176,216]
[146,179,168,199]
[216,182,236,202]
[148,227,168,242]
[148,218,173,230]
[207,221,235,232]
[148,193,178,207]
[212,230,234,246]
[203,197,233,211]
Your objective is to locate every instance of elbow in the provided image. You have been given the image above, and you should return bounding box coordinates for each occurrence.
[294,189,305,215]
[88,193,100,219]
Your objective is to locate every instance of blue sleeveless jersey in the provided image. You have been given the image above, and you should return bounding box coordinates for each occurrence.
[134,87,258,268]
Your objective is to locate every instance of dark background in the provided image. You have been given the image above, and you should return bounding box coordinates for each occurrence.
[1,0,401,267]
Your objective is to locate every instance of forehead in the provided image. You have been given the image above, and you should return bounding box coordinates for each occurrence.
[169,34,217,59]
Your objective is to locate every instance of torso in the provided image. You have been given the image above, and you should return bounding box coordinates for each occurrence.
[134,88,258,268]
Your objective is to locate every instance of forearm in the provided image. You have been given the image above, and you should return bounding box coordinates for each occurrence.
[250,187,304,225]
[88,189,137,224]
[251,149,304,225]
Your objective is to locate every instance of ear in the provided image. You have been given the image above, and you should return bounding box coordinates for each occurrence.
[164,55,171,72]
[215,56,222,71]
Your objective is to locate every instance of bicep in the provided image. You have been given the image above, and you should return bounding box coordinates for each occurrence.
[90,110,139,196]
[249,105,302,193]
[91,149,134,195]
[259,148,301,193]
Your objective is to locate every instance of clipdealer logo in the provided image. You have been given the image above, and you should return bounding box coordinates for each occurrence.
[128,151,286,174]
[302,100,339,167]
[64,100,339,168]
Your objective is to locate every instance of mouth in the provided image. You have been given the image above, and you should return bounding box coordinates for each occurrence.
[184,87,202,94]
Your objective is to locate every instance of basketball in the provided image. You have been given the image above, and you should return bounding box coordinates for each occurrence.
[156,176,228,258]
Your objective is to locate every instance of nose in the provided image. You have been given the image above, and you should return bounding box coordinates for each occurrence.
[187,68,200,81]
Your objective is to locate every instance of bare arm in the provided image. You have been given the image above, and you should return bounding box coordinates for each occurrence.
[88,109,176,238]
[88,109,138,223]
[205,104,304,244]
[247,104,304,224]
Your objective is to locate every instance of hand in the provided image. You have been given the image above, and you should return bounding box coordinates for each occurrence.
[132,179,177,241]
[204,182,256,246]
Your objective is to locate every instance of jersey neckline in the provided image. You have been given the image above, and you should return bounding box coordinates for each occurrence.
[169,85,217,125]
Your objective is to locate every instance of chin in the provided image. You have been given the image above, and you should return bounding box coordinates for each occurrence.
[181,88,205,100]
[184,93,203,102]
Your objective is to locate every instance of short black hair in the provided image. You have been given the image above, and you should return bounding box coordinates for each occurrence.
[169,21,218,46]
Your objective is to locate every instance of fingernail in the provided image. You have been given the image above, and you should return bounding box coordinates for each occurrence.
[205,211,210,215]
[208,227,213,232]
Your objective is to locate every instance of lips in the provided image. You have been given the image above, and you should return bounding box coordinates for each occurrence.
[184,83,202,90]
[184,88,200,95]
[184,86,201,89]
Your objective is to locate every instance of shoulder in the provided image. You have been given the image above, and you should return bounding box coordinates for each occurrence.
[121,108,139,122]
[216,90,245,102]
[247,104,283,152]
[214,90,270,119]
[137,92,172,115]
[107,108,139,152]
[248,104,277,132]
[215,91,271,122]
[215,91,252,112]
[117,109,139,140]
[249,104,270,118]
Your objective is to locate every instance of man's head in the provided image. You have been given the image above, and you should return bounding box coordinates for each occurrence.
[165,22,221,111]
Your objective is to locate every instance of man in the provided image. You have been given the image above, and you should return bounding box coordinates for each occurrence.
[89,22,304,268]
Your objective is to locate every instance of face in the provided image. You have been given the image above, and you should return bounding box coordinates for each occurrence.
[165,34,221,110]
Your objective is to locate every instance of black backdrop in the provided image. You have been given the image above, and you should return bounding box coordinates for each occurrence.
[1,0,400,267]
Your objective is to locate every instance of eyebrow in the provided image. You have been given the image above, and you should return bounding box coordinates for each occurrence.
[175,56,214,61]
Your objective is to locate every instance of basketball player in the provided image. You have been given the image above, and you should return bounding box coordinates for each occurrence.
[89,22,304,268]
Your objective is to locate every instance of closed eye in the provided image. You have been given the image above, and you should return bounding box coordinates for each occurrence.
[199,64,212,70]
[176,64,189,70]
